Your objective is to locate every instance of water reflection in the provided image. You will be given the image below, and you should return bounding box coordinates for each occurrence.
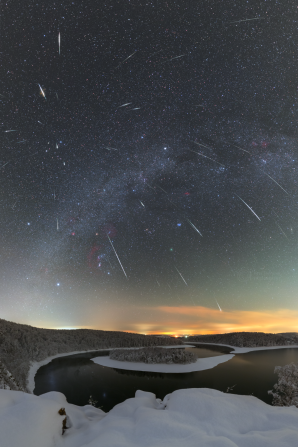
[113,368,192,380]
[34,346,298,413]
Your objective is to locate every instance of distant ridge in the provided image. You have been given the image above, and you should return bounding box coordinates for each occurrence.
[188,331,298,348]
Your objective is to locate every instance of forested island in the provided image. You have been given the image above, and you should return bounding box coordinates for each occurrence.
[188,332,298,347]
[0,319,181,392]
[110,347,197,364]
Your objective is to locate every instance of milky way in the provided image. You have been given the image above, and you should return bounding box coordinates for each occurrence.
[1,0,298,332]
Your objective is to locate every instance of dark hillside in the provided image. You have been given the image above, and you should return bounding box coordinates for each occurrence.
[189,332,298,348]
[0,319,181,392]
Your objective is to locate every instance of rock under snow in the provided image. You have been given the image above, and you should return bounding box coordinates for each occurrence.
[1,388,298,447]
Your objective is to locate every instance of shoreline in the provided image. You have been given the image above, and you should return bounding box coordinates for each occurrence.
[91,353,235,373]
[27,343,298,392]
[27,344,193,393]
[91,343,298,374]
[27,348,108,393]
[188,341,298,354]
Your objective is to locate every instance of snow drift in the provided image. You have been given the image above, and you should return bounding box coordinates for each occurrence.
[1,387,298,447]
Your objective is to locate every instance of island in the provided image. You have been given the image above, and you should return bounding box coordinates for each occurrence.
[109,346,197,364]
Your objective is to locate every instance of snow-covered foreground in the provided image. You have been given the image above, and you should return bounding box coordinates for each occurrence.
[1,388,298,447]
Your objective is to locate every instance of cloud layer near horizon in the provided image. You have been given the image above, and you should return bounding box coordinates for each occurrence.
[100,305,298,335]
[47,304,298,335]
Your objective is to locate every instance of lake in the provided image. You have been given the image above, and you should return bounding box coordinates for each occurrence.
[33,346,298,412]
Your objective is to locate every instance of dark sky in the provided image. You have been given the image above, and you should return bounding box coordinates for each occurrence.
[1,0,298,334]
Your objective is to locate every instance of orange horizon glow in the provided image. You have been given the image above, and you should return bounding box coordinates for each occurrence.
[25,304,298,336]
[124,305,298,336]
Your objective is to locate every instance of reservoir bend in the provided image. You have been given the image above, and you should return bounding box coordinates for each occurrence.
[33,346,298,412]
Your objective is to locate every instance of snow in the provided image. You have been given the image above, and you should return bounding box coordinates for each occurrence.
[91,343,298,373]
[189,341,298,354]
[91,353,234,373]
[27,345,195,392]
[28,343,298,381]
[1,387,298,447]
[27,349,106,393]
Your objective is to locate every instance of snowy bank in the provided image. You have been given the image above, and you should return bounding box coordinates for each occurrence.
[27,349,107,393]
[1,387,298,447]
[189,341,298,354]
[91,343,298,373]
[27,345,194,393]
[91,353,234,373]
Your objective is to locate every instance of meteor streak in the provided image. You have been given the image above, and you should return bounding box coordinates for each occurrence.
[275,221,288,240]
[157,185,168,195]
[162,54,186,64]
[38,84,46,100]
[116,51,137,68]
[188,148,225,167]
[58,32,61,55]
[215,300,222,312]
[235,194,261,221]
[230,17,263,24]
[146,184,156,192]
[186,219,203,236]
[263,172,289,195]
[228,142,251,154]
[107,234,128,279]
[175,266,188,285]
[147,49,163,59]
[191,141,212,150]
[118,102,132,108]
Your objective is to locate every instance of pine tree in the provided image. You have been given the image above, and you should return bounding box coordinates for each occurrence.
[268,362,298,407]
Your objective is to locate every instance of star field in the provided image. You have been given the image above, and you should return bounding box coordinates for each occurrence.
[1,0,298,333]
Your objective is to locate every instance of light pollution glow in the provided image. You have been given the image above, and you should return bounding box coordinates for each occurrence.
[31,305,298,336]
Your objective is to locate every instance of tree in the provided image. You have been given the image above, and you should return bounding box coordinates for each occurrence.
[268,362,298,407]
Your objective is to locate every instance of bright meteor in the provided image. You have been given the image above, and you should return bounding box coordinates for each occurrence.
[107,234,128,280]
[215,300,222,312]
[175,266,188,285]
[186,219,203,236]
[38,84,46,100]
[235,194,261,221]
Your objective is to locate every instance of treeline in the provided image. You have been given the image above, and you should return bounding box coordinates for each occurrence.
[110,347,197,364]
[0,318,181,392]
[188,332,298,348]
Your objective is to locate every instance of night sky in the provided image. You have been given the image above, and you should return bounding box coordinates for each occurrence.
[1,0,298,335]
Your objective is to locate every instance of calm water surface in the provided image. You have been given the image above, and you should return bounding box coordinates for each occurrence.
[34,346,298,412]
